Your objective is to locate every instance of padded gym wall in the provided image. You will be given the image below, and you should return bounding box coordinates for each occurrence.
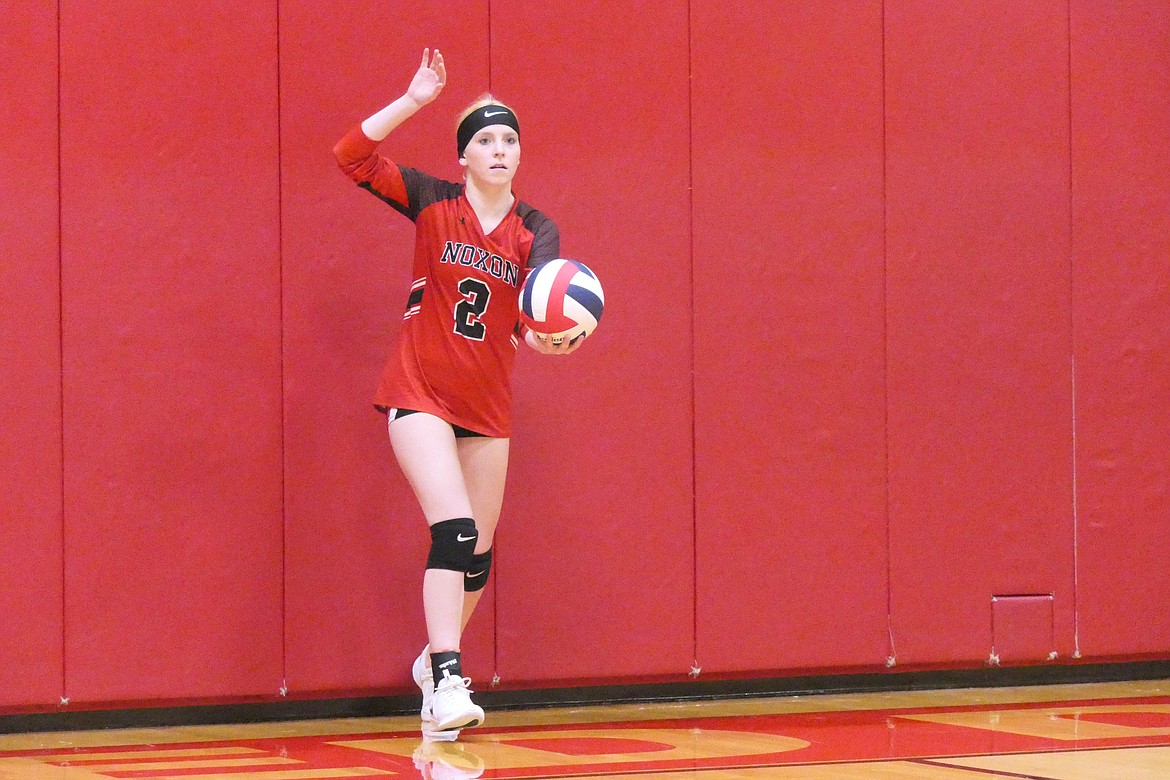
[58,1,284,703]
[691,1,890,673]
[279,1,495,695]
[1071,1,1170,658]
[0,0,64,707]
[2,0,1169,714]
[493,0,695,685]
[283,0,694,693]
[885,0,1076,666]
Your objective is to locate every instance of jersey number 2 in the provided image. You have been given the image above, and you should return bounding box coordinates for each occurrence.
[454,278,491,341]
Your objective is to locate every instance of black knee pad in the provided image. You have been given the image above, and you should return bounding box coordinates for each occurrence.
[464,549,492,592]
[426,518,478,572]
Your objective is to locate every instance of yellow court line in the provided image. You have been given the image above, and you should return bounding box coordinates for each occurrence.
[34,747,266,762]
[147,769,394,780]
[901,703,1170,740]
[0,757,112,779]
[937,745,1170,779]
[534,761,1031,779]
[62,762,299,776]
[70,757,300,772]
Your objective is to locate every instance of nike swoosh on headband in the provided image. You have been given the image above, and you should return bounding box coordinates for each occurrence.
[457,105,520,155]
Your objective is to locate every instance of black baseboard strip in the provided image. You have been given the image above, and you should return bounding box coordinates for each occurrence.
[3,660,1168,736]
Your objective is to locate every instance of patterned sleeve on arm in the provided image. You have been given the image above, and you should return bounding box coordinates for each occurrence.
[523,208,561,267]
[332,124,411,215]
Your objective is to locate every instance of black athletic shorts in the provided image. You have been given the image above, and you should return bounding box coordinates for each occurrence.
[384,407,487,439]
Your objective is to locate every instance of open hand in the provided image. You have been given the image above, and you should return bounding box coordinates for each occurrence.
[407,48,446,106]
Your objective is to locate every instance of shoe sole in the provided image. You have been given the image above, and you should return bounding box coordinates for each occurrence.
[421,723,461,742]
[433,710,484,732]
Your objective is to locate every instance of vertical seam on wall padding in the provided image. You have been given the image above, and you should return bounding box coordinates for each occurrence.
[1066,0,1080,660]
[276,0,290,695]
[687,0,699,672]
[57,0,68,705]
[881,0,896,668]
[487,0,498,679]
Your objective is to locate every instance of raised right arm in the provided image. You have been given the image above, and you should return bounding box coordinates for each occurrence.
[360,48,446,141]
[333,49,447,211]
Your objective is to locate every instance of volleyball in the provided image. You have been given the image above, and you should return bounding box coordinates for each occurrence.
[519,259,605,345]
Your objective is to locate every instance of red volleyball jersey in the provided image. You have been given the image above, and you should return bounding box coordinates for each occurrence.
[334,125,560,437]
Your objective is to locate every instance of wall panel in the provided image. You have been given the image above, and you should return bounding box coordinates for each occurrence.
[59,1,283,703]
[492,0,695,685]
[0,0,63,708]
[0,0,1166,714]
[1071,0,1170,658]
[691,1,888,673]
[280,0,492,695]
[885,0,1075,666]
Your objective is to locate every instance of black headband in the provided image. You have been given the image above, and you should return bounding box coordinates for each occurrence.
[457,104,520,156]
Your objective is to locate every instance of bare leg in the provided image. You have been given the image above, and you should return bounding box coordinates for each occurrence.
[456,435,510,631]
[388,412,473,654]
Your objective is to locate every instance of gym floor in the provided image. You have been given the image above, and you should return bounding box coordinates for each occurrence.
[2,679,1169,778]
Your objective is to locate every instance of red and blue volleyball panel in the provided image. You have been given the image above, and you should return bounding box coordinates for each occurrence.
[519,259,605,337]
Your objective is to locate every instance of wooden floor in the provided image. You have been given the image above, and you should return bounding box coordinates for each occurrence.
[2,679,1169,778]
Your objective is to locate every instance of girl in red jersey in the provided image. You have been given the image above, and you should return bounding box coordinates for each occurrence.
[334,49,577,741]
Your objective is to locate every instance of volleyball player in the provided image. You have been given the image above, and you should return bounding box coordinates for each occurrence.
[334,49,575,740]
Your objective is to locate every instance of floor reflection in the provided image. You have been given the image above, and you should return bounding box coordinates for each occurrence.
[412,739,486,780]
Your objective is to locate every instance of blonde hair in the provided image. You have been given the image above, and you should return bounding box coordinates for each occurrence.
[456,92,516,128]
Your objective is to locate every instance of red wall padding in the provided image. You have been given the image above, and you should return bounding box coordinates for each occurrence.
[884,0,1076,666]
[493,0,695,684]
[58,1,284,703]
[691,1,890,673]
[279,0,493,695]
[2,0,1168,712]
[1071,0,1170,658]
[0,0,64,707]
